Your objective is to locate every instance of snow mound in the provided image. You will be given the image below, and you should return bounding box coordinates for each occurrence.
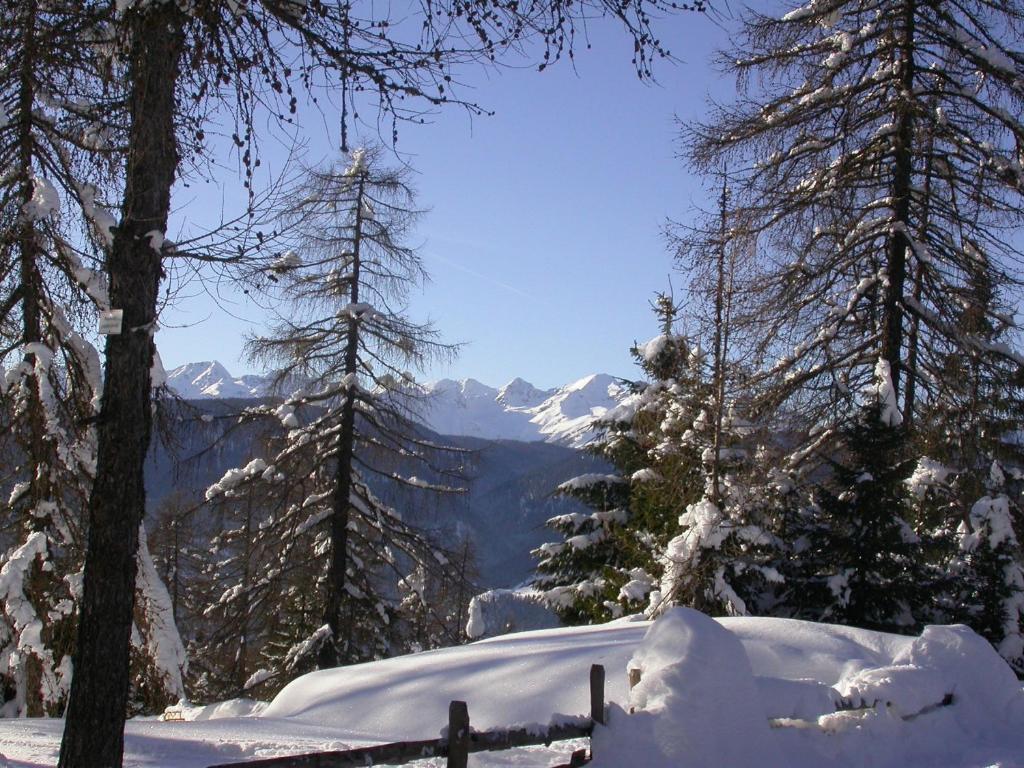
[592,607,783,767]
[260,620,648,740]
[883,625,1024,733]
[590,613,1024,768]
[168,698,269,721]
[259,610,1024,768]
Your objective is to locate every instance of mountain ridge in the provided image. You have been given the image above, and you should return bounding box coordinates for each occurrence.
[165,361,626,448]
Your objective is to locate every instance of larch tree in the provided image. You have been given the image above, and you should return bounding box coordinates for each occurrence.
[0,0,184,718]
[686,0,1024,442]
[201,148,465,694]
[0,0,106,718]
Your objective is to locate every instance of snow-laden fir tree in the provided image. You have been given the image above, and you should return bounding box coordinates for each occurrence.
[200,149,466,695]
[907,257,1024,670]
[658,179,792,618]
[954,462,1024,675]
[655,404,793,618]
[784,360,927,632]
[534,295,705,623]
[0,0,185,717]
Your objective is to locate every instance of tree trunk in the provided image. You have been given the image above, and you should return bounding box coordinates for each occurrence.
[317,172,366,670]
[881,0,917,405]
[710,176,729,508]
[58,6,183,767]
[15,0,50,719]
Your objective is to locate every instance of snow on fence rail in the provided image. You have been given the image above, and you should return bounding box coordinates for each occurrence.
[624,665,956,727]
[205,664,606,768]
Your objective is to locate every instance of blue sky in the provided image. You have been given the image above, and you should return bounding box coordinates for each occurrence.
[158,7,741,391]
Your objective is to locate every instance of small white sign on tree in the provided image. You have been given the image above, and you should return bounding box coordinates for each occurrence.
[98,309,123,335]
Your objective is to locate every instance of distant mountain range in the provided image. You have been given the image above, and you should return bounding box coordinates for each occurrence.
[164,361,276,400]
[160,362,627,586]
[165,361,627,448]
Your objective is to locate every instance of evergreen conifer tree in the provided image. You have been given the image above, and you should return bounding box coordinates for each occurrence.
[786,361,925,632]
[908,255,1024,669]
[954,462,1024,674]
[534,295,704,622]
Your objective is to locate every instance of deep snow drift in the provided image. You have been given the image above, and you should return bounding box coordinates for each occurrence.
[2,611,1023,767]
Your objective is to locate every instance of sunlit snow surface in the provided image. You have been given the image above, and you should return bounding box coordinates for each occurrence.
[3,612,1024,767]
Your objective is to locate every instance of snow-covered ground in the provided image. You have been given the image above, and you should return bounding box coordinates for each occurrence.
[3,610,1023,767]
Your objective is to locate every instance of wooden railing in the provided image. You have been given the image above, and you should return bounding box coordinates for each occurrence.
[206,664,606,768]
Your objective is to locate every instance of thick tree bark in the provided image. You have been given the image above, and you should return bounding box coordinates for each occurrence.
[318,173,366,670]
[15,0,49,718]
[881,0,917,405]
[58,6,183,767]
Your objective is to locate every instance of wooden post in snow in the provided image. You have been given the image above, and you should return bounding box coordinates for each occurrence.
[447,700,469,768]
[590,664,605,726]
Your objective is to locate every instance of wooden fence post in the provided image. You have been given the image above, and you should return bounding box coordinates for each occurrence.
[448,700,470,768]
[590,664,605,726]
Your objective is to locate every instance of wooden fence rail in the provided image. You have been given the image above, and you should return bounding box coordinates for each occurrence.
[206,664,606,768]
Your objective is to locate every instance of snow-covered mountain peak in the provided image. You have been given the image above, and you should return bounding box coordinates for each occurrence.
[528,373,623,444]
[496,377,552,408]
[181,360,231,385]
[423,378,501,404]
[418,372,624,447]
[460,378,499,399]
[166,360,273,400]
[563,372,619,395]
